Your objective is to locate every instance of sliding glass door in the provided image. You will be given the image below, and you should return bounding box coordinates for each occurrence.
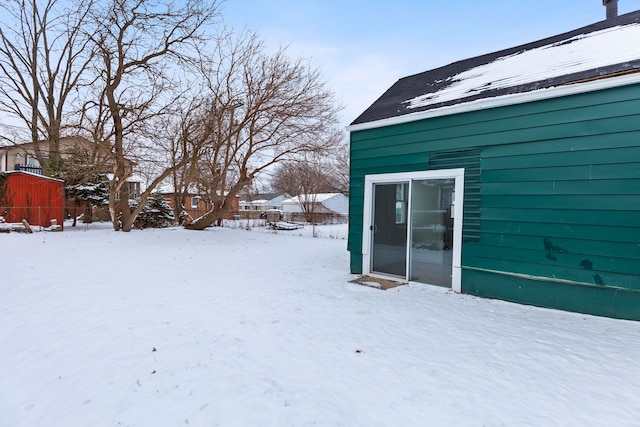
[365,170,463,290]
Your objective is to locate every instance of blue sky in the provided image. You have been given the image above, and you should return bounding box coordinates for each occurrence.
[222,0,640,128]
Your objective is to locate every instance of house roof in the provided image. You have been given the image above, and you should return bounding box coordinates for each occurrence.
[350,10,640,128]
[239,192,288,203]
[282,193,344,204]
[1,135,96,152]
[105,173,143,183]
[3,170,64,183]
[255,192,284,200]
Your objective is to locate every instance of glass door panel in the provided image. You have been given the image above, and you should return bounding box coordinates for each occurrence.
[409,178,455,287]
[371,182,408,277]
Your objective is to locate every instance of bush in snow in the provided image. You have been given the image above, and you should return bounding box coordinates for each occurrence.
[66,176,110,207]
[132,193,175,229]
[65,174,110,225]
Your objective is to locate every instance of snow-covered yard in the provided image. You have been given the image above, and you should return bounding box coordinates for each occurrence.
[1,222,640,426]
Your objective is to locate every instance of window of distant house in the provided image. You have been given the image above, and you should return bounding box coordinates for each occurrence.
[25,155,42,167]
[129,182,140,196]
[191,197,200,209]
[128,182,140,198]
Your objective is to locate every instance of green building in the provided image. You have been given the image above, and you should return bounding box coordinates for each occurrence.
[347,11,640,320]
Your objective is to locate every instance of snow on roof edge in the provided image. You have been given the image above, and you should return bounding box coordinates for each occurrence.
[347,71,640,133]
[404,24,640,111]
[282,193,344,204]
[2,170,65,183]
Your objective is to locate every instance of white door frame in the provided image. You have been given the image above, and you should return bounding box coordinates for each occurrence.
[362,168,465,292]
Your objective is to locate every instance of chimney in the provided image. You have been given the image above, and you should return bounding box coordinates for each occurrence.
[603,0,618,19]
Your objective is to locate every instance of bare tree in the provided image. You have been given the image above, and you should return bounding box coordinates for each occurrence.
[273,157,327,190]
[83,0,221,231]
[327,139,350,196]
[273,137,350,197]
[271,159,332,223]
[166,131,198,224]
[160,99,212,224]
[0,0,94,174]
[184,31,343,230]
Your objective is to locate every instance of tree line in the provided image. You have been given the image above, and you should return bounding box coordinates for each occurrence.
[0,0,345,231]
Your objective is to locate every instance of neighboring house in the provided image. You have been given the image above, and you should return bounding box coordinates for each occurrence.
[159,188,240,222]
[0,136,117,174]
[0,171,65,229]
[106,173,143,200]
[347,11,640,320]
[239,192,290,213]
[0,146,42,174]
[282,193,348,222]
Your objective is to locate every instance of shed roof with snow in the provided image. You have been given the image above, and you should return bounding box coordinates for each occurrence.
[351,10,640,128]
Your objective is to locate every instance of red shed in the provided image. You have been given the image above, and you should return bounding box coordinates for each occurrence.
[0,171,65,229]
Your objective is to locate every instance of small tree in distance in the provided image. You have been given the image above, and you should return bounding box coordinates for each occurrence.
[271,158,334,223]
[133,193,175,229]
[65,174,109,225]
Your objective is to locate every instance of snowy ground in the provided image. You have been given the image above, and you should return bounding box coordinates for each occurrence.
[1,221,640,426]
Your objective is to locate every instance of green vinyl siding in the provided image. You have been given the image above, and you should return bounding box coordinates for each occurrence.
[349,82,640,319]
[477,233,640,259]
[482,194,639,210]
[463,269,640,321]
[482,179,640,196]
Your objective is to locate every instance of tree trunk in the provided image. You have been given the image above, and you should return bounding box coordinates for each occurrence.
[184,178,247,230]
[84,202,93,223]
[173,192,187,224]
[45,127,62,176]
[108,181,120,231]
[183,208,219,230]
[119,181,132,231]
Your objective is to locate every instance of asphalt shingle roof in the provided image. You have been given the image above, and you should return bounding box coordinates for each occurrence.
[351,11,640,126]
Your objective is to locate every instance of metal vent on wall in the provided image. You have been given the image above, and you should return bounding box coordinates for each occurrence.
[429,148,481,242]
